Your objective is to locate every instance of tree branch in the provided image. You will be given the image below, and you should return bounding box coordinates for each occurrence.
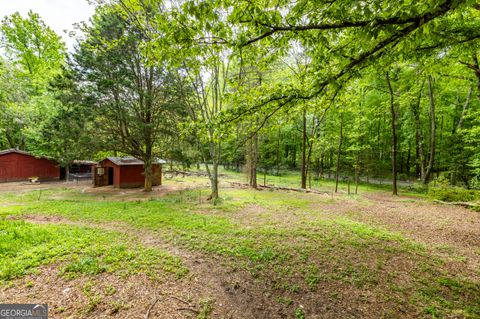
[241,0,456,46]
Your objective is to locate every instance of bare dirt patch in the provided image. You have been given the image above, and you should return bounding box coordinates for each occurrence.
[7,211,449,319]
[0,179,209,202]
[3,186,480,318]
[5,215,288,318]
[313,191,480,275]
[0,180,69,192]
[1,264,215,319]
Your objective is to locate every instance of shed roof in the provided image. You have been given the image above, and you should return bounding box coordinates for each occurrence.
[0,149,53,160]
[104,156,166,166]
[0,149,33,157]
[73,160,97,165]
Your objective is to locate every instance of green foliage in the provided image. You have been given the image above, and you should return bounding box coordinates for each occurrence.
[0,219,187,282]
[405,183,429,194]
[0,11,69,154]
[1,183,479,316]
[0,1,479,317]
[1,11,66,84]
[294,307,305,319]
[1,0,479,196]
[196,298,214,319]
[427,176,479,202]
[73,5,185,188]
[429,186,479,203]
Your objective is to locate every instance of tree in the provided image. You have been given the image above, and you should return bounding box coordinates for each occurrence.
[423,75,436,184]
[334,112,343,193]
[386,71,399,195]
[35,68,99,177]
[74,6,182,191]
[0,58,29,149]
[0,11,67,153]
[179,55,231,200]
[223,0,474,121]
[1,11,65,86]
[117,0,239,200]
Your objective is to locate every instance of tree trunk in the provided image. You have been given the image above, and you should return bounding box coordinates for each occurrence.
[406,146,411,176]
[144,161,153,192]
[301,109,307,189]
[291,147,296,169]
[319,156,323,178]
[437,115,444,178]
[399,152,403,174]
[209,162,219,200]
[412,80,425,180]
[386,72,398,195]
[376,120,381,161]
[246,131,258,188]
[5,129,15,148]
[422,75,436,185]
[355,163,359,195]
[335,114,343,193]
[328,150,333,179]
[205,141,221,201]
[461,53,480,101]
[455,87,473,133]
[251,132,258,188]
[143,143,155,192]
[276,126,281,175]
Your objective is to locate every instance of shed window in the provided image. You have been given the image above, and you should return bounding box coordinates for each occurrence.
[96,167,105,176]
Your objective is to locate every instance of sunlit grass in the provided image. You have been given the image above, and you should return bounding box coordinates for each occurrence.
[0,183,478,317]
[0,219,187,283]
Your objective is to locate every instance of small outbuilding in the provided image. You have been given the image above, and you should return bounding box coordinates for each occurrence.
[67,160,97,181]
[0,149,60,182]
[93,157,165,188]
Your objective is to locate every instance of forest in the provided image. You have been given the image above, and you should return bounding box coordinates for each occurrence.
[1,1,480,318]
[0,0,479,199]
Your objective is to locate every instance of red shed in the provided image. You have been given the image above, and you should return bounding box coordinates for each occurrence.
[93,157,165,188]
[0,149,60,182]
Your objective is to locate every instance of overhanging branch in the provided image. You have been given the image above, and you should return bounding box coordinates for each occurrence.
[240,0,457,46]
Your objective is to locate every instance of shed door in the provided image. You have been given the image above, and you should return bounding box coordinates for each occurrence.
[108,167,114,185]
[93,166,108,187]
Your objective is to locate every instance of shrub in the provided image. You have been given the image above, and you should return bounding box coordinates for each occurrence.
[406,183,428,194]
[427,176,479,202]
[470,175,480,190]
[428,186,478,202]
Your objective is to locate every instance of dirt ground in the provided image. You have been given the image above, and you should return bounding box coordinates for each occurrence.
[1,183,479,318]
[1,213,284,319]
[314,192,480,275]
[0,179,205,200]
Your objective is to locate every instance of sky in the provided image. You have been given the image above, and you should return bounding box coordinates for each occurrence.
[0,0,96,51]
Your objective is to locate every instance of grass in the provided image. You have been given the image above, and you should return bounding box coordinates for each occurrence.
[0,179,479,317]
[0,218,187,283]
[216,166,430,196]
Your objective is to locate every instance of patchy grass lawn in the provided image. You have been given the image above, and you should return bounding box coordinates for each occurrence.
[0,179,479,318]
[0,219,187,282]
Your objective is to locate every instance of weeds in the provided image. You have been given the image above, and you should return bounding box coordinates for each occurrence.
[0,185,479,317]
[0,219,187,282]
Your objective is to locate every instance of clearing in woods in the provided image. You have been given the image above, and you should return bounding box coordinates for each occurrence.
[0,175,479,319]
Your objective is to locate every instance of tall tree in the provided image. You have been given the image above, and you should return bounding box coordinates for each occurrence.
[423,75,436,184]
[1,11,65,85]
[334,112,343,193]
[0,11,67,152]
[386,71,398,195]
[118,0,235,199]
[75,6,181,191]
